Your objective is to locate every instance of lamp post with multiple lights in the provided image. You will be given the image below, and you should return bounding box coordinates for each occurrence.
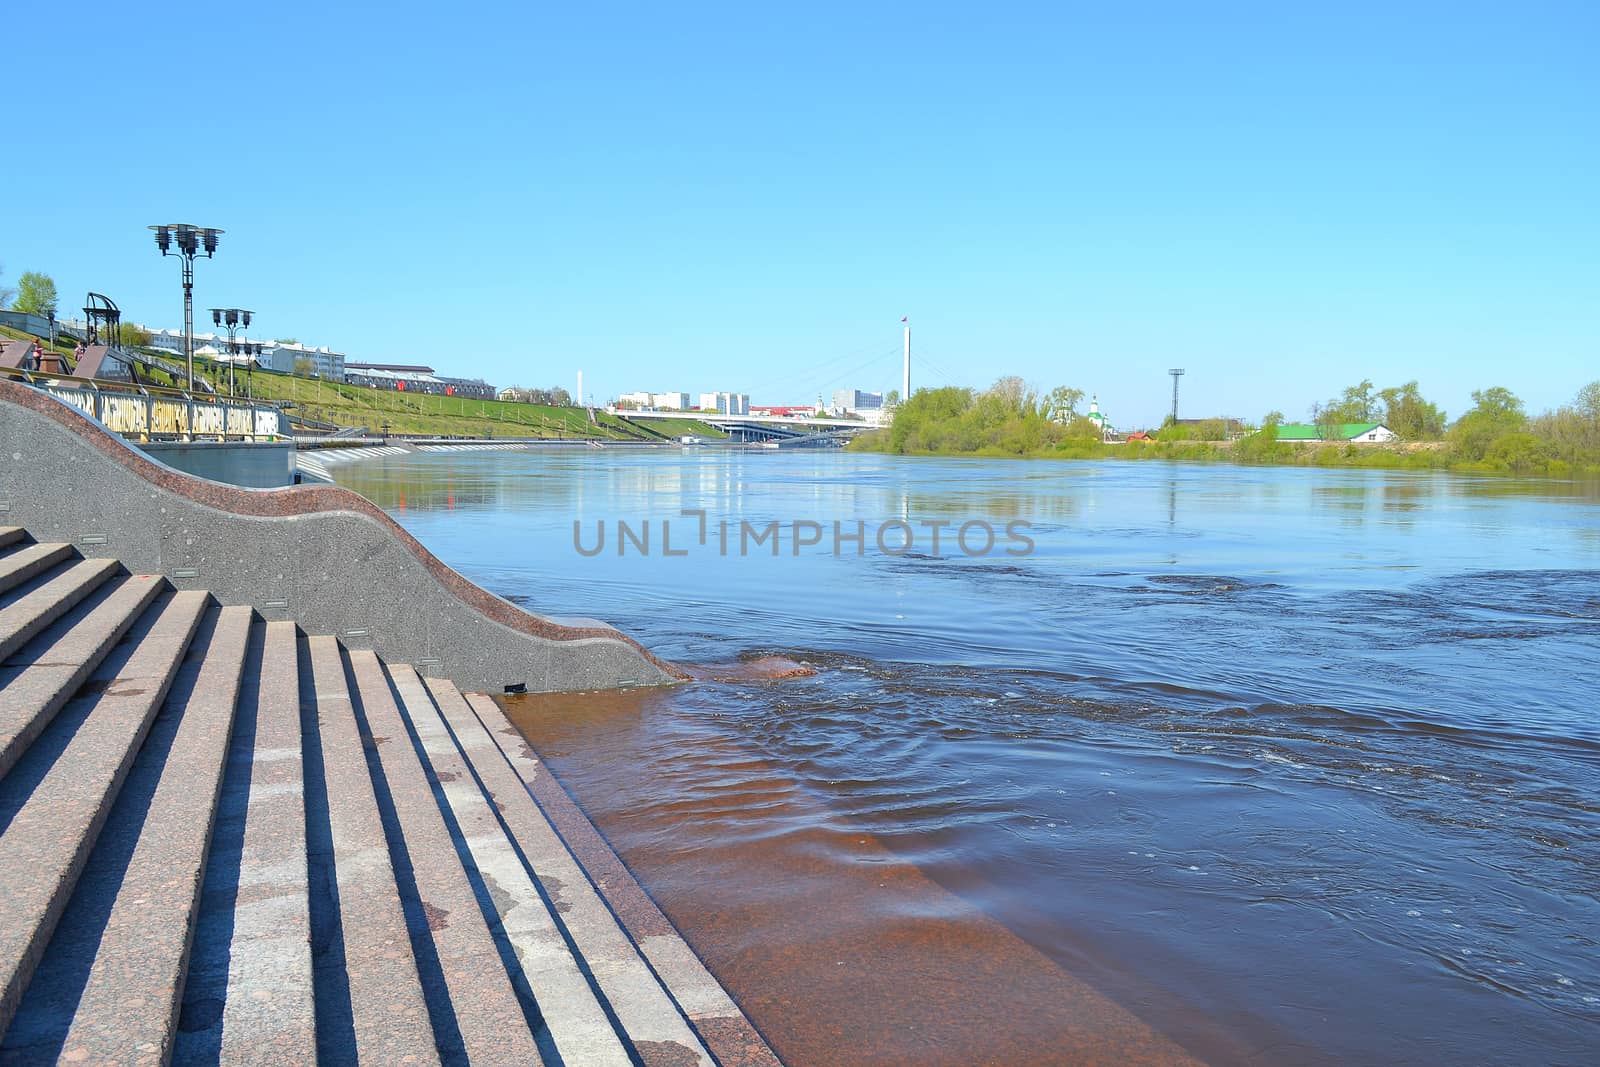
[149,224,223,393]
[241,342,262,400]
[209,307,253,397]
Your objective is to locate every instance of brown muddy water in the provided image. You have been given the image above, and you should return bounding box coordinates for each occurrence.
[333,450,1600,1065]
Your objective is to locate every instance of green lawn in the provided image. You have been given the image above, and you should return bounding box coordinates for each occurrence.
[235,366,725,440]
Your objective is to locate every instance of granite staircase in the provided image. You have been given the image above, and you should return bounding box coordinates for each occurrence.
[0,526,772,1066]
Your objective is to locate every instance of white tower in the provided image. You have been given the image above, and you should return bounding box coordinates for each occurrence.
[902,317,911,401]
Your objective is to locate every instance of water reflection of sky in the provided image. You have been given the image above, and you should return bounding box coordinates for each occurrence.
[335,451,1600,740]
[334,451,1600,1066]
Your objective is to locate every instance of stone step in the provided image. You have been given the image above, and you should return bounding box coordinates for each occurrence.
[0,558,121,664]
[466,691,784,1067]
[0,589,208,1035]
[303,635,439,1065]
[424,679,717,1067]
[174,619,317,1066]
[54,605,252,1066]
[0,542,73,598]
[389,666,632,1067]
[0,574,166,783]
[346,650,545,1065]
[0,519,775,1064]
[0,606,248,1064]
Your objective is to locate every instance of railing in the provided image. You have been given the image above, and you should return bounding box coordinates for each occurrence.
[0,366,286,441]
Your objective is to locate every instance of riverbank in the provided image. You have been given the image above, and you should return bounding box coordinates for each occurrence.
[851,428,1600,478]
[854,380,1600,479]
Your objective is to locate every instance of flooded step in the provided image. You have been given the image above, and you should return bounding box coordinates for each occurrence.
[0,543,73,597]
[388,666,631,1067]
[0,558,121,663]
[470,690,782,1067]
[174,619,316,1066]
[303,635,438,1065]
[346,650,545,1065]
[0,574,166,782]
[423,678,717,1067]
[0,590,208,1034]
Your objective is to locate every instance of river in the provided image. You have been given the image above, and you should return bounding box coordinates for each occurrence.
[329,449,1600,1066]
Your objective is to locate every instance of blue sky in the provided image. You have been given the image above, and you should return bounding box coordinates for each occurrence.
[3,1,1595,426]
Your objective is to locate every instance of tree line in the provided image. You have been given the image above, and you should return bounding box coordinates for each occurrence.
[877,377,1103,455]
[498,385,574,407]
[863,374,1600,475]
[1282,378,1599,471]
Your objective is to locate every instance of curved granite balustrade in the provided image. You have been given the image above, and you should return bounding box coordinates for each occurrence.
[0,379,683,692]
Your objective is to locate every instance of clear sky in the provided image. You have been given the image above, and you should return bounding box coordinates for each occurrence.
[3,1,1595,426]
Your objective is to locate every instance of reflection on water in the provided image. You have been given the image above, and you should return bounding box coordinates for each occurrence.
[336,451,1600,1065]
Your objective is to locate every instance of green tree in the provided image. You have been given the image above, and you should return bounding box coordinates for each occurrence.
[1467,386,1524,423]
[1378,381,1446,440]
[1324,379,1379,424]
[12,271,57,317]
[1529,381,1600,467]
[117,323,152,347]
[1448,387,1527,461]
[1573,380,1600,422]
[986,376,1036,415]
[1311,401,1342,441]
[1261,410,1285,427]
[1043,386,1085,422]
[293,357,316,377]
[1484,432,1552,473]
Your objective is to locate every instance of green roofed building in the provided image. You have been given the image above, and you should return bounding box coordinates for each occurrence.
[1275,423,1398,443]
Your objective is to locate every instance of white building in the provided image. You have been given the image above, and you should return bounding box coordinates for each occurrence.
[619,391,693,410]
[141,327,344,380]
[698,391,750,415]
[832,389,883,414]
[1086,395,1115,440]
[1275,422,1400,444]
[264,341,345,380]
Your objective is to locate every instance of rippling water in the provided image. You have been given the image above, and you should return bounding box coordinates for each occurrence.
[333,450,1600,1065]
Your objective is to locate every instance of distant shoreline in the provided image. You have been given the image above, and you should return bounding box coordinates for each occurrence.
[850,433,1600,480]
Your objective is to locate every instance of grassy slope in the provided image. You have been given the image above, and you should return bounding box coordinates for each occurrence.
[629,416,732,438]
[240,366,727,439]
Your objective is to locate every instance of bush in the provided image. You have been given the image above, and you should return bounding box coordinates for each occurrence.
[1484,432,1553,473]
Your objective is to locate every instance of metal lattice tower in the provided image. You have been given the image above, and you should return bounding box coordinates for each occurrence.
[1168,368,1185,424]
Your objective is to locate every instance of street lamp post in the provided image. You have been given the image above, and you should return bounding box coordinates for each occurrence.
[209,307,253,397]
[243,342,261,400]
[149,224,223,393]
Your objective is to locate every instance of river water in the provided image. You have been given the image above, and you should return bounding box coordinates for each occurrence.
[331,449,1600,1066]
